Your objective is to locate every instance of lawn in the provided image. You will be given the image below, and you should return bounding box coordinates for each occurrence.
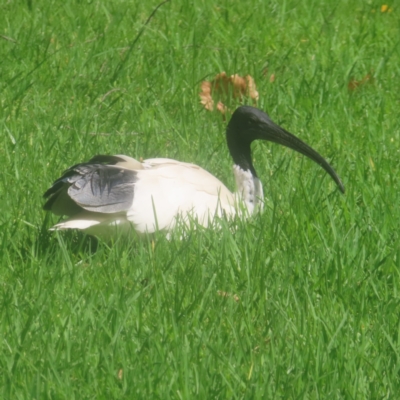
[1,0,400,398]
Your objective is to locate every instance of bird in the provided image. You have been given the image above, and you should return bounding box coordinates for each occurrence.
[43,106,345,237]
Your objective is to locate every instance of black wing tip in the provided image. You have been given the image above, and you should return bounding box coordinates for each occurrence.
[43,155,133,214]
[43,193,57,211]
[43,180,64,199]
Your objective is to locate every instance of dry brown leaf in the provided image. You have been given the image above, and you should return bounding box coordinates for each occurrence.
[199,72,259,114]
[216,101,227,114]
[245,75,259,99]
[200,81,213,111]
[348,73,374,91]
[117,369,123,380]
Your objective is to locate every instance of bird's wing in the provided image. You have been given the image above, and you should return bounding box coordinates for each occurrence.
[43,155,139,216]
[67,164,137,213]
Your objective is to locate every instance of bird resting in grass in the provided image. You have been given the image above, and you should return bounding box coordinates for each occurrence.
[43,106,345,237]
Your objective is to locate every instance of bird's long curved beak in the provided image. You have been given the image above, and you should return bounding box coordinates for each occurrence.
[260,120,345,193]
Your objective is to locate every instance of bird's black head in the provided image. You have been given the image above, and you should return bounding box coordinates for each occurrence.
[226,105,345,193]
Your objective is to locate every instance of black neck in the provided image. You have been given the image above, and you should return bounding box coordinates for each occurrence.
[226,127,258,177]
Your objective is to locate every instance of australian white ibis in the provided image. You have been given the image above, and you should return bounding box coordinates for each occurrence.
[43,106,344,236]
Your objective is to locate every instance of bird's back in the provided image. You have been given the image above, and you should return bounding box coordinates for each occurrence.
[44,155,236,236]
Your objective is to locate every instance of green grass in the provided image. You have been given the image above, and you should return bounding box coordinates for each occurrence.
[1,0,400,398]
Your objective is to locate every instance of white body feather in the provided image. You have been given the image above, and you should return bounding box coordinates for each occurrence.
[51,155,262,236]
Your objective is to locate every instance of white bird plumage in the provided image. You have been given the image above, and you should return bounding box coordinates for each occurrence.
[43,106,344,237]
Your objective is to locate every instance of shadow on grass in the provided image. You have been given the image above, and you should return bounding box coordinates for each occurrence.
[14,213,101,261]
